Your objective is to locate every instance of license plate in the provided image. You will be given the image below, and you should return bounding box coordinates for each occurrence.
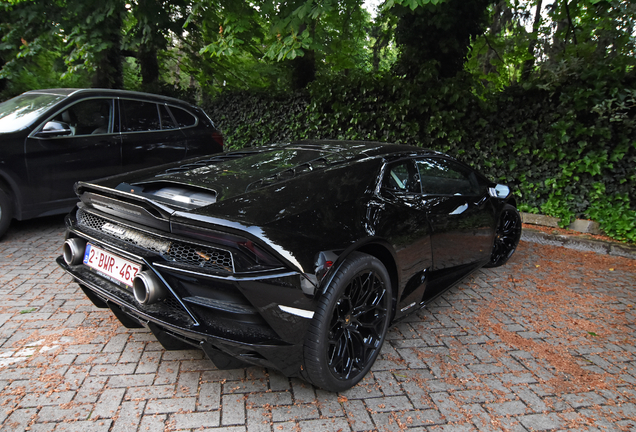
[83,244,141,287]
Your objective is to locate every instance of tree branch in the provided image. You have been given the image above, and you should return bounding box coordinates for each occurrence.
[564,0,577,46]
[522,0,543,81]
[121,50,137,58]
[484,35,504,65]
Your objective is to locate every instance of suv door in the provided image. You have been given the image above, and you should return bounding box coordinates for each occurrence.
[119,99,187,172]
[24,97,121,216]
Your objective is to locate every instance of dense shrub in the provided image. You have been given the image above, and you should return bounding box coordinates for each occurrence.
[203,67,636,243]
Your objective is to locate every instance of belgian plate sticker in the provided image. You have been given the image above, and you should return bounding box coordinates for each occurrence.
[83,243,140,287]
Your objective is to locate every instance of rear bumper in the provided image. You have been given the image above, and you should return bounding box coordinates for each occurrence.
[58,256,305,375]
[56,206,318,376]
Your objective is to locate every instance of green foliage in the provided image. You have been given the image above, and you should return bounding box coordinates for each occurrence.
[587,184,636,243]
[202,90,309,148]
[467,1,636,88]
[122,57,142,91]
[0,30,91,98]
[187,0,376,92]
[260,0,371,67]
[384,0,446,11]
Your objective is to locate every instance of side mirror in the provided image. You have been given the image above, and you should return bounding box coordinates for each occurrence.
[36,121,72,137]
[489,184,510,199]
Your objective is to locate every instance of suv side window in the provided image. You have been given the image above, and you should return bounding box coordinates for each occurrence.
[383,160,420,193]
[416,158,482,196]
[121,100,161,132]
[169,106,197,127]
[50,99,113,136]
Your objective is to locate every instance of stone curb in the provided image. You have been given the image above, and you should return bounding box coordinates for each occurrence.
[520,212,602,234]
[521,227,636,260]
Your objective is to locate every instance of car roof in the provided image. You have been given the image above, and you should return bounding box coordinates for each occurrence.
[23,88,196,107]
[115,140,447,200]
[289,139,442,159]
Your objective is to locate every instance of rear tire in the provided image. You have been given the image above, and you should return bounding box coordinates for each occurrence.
[0,188,14,240]
[484,204,521,268]
[303,252,392,392]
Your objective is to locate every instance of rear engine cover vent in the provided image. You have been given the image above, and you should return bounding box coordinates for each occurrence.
[116,183,217,210]
[145,186,217,207]
[77,209,234,272]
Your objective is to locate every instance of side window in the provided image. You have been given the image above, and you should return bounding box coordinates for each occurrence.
[168,106,197,127]
[121,100,161,132]
[50,99,113,136]
[159,105,177,130]
[382,161,420,193]
[416,158,481,195]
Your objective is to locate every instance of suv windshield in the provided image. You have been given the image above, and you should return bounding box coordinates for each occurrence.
[0,93,65,133]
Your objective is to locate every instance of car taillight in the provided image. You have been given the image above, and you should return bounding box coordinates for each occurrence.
[171,224,282,271]
[238,240,281,267]
[211,130,224,150]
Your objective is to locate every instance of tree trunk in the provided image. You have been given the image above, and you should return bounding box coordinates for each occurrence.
[92,45,124,89]
[394,0,493,79]
[91,10,124,89]
[289,22,316,90]
[371,23,390,72]
[290,50,316,90]
[521,0,543,81]
[139,45,160,87]
[0,56,6,93]
[482,1,512,77]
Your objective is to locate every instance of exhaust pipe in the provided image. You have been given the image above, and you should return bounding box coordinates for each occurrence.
[63,238,86,265]
[133,271,167,305]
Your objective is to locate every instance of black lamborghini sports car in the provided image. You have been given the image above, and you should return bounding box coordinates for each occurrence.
[57,140,521,391]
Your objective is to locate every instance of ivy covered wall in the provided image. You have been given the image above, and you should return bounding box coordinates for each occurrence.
[203,66,636,242]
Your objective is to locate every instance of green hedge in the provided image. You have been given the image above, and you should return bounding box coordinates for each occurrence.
[203,68,636,243]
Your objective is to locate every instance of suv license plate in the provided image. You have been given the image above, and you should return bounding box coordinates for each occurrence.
[83,244,140,287]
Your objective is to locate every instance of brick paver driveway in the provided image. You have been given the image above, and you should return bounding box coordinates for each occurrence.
[0,216,635,431]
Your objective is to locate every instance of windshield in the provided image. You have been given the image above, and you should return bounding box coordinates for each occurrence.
[0,93,65,133]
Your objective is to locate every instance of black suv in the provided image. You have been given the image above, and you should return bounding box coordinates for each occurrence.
[0,88,223,237]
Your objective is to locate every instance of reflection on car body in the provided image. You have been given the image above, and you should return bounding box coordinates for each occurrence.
[0,88,223,237]
[57,140,521,391]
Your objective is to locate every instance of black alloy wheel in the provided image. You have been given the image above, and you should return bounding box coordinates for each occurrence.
[303,252,392,392]
[484,203,522,268]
